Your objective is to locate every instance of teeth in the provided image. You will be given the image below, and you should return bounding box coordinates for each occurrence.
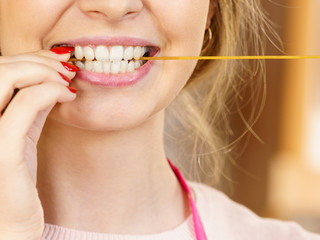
[95,46,109,61]
[141,47,147,56]
[74,45,149,61]
[83,46,95,61]
[75,61,85,69]
[111,61,121,74]
[76,60,145,74]
[128,61,135,72]
[93,61,103,73]
[73,45,151,74]
[103,62,111,74]
[133,46,142,60]
[85,61,94,71]
[120,60,128,73]
[134,60,141,69]
[110,46,124,61]
[124,46,134,60]
[75,46,84,60]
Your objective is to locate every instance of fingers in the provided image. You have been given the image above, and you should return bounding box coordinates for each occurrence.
[0,51,76,80]
[0,61,76,112]
[0,47,73,64]
[0,48,78,146]
[0,82,76,145]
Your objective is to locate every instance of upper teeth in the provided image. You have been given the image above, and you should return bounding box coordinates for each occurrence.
[74,45,148,61]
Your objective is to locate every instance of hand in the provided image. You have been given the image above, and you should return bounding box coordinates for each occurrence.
[0,47,78,240]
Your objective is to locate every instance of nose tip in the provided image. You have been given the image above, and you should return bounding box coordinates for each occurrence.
[106,2,141,22]
[78,0,143,22]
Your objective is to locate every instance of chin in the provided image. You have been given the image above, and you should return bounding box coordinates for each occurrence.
[48,101,155,132]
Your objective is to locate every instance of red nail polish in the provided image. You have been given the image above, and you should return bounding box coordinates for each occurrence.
[67,86,77,93]
[61,62,80,72]
[58,72,72,83]
[50,46,74,54]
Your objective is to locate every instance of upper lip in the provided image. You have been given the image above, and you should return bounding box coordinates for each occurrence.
[50,36,159,49]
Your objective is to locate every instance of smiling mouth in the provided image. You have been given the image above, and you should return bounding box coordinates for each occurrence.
[52,44,159,75]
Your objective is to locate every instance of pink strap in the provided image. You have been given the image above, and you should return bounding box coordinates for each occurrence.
[167,158,207,240]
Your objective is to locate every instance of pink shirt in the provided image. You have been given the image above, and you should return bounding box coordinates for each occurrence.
[41,181,320,240]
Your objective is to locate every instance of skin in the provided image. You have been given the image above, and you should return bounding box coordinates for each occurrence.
[0,0,214,237]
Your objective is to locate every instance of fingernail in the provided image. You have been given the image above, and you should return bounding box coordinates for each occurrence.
[67,86,77,93]
[61,62,80,72]
[58,72,72,83]
[50,46,74,54]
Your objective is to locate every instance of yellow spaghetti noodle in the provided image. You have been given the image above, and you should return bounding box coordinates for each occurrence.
[139,55,320,60]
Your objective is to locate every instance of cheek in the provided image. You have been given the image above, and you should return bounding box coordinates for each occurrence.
[148,0,209,94]
[149,0,209,55]
[0,1,71,55]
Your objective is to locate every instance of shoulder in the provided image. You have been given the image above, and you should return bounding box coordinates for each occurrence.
[186,180,320,240]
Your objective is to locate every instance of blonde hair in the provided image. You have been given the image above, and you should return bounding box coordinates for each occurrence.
[164,0,276,188]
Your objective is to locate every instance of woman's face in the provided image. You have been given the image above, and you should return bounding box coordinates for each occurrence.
[0,0,211,131]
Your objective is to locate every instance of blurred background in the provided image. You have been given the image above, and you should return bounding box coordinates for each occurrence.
[227,0,320,233]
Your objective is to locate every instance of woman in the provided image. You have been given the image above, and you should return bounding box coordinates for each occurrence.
[0,0,319,239]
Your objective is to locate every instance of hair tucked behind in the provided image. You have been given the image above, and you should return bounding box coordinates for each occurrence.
[164,0,276,189]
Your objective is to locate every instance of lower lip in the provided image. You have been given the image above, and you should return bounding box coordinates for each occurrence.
[75,60,155,88]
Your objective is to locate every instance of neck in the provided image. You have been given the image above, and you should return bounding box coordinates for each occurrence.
[36,111,190,234]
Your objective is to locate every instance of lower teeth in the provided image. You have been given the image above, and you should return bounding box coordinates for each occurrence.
[75,60,146,74]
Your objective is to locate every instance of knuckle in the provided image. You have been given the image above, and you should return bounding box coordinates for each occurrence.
[32,63,61,81]
[43,82,64,96]
[14,82,62,106]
